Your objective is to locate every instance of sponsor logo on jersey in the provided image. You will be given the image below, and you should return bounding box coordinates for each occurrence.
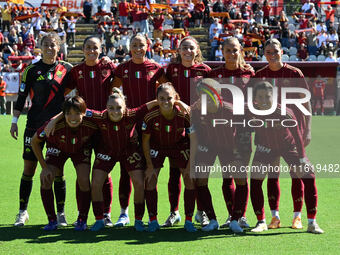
[256,145,271,154]
[56,70,63,78]
[97,153,111,161]
[37,75,45,81]
[46,147,61,156]
[20,83,26,92]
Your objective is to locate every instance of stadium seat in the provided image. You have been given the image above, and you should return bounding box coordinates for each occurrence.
[289,55,299,61]
[289,47,297,56]
[334,22,339,30]
[261,55,267,61]
[288,24,296,31]
[282,54,289,61]
[317,55,326,61]
[308,55,317,61]
[282,47,289,54]
[334,17,339,23]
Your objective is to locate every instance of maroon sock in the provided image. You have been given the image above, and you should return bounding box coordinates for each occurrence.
[145,189,158,218]
[302,175,318,219]
[250,179,265,221]
[134,202,145,220]
[168,167,181,212]
[231,182,249,221]
[184,188,195,218]
[92,201,104,220]
[41,188,57,221]
[103,176,113,214]
[78,189,91,222]
[291,177,304,212]
[196,185,216,220]
[267,177,280,211]
[222,178,235,215]
[119,166,132,209]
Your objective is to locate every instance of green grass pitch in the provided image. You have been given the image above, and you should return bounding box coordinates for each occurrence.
[0,115,339,255]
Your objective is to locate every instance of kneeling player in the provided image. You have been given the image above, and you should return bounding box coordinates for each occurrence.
[31,96,98,231]
[142,83,197,232]
[249,81,323,234]
[89,88,159,232]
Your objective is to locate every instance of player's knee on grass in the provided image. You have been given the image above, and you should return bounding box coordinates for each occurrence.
[77,175,90,191]
[40,172,54,189]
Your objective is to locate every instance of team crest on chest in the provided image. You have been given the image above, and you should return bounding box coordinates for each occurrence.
[78,70,83,79]
[242,76,250,84]
[102,69,110,77]
[60,135,66,143]
[218,74,222,79]
[148,71,155,78]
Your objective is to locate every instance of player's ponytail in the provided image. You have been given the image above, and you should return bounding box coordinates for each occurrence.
[108,87,127,109]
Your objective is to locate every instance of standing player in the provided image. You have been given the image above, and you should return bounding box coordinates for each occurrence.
[89,89,161,231]
[142,83,196,232]
[311,75,326,115]
[191,78,249,233]
[10,33,72,227]
[254,39,312,230]
[64,36,116,226]
[249,81,323,234]
[111,33,166,227]
[208,37,254,229]
[31,96,98,231]
[164,36,211,227]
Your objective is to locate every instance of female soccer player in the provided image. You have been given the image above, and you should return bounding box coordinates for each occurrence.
[142,83,196,232]
[112,33,166,227]
[10,32,73,227]
[164,36,211,227]
[191,78,249,233]
[255,38,312,230]
[208,37,254,229]
[89,88,159,232]
[31,96,98,231]
[249,81,323,234]
[64,35,116,226]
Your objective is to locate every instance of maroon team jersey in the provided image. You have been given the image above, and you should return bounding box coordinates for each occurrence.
[191,100,237,150]
[254,63,309,131]
[208,65,254,103]
[115,59,164,108]
[165,62,211,104]
[142,105,191,149]
[36,117,98,154]
[248,106,306,158]
[66,61,116,111]
[86,104,148,156]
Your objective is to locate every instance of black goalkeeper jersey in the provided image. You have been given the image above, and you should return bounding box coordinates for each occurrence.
[14,60,73,129]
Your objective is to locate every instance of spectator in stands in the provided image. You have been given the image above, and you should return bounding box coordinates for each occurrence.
[119,0,129,26]
[297,43,308,61]
[8,29,19,45]
[193,0,205,28]
[262,0,271,25]
[317,29,328,48]
[316,20,327,33]
[83,0,93,24]
[107,45,115,59]
[301,0,311,13]
[50,11,60,31]
[281,22,290,48]
[254,6,264,24]
[209,18,223,37]
[327,28,339,45]
[325,51,336,62]
[288,32,297,48]
[140,8,149,35]
[1,4,12,32]
[151,11,165,40]
[115,44,126,62]
[64,16,78,48]
[209,27,220,61]
[322,5,335,31]
[0,75,6,115]
[213,0,226,12]
[307,29,318,56]
[215,44,223,61]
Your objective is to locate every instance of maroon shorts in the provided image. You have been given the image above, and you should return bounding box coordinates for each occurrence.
[253,144,309,166]
[45,146,91,169]
[93,149,145,173]
[195,145,237,166]
[150,143,189,169]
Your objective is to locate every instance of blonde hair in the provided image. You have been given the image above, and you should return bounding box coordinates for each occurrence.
[223,37,249,71]
[264,38,282,49]
[176,36,203,64]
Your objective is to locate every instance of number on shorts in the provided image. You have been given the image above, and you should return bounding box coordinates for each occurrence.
[127,152,142,164]
[150,149,159,158]
[180,149,190,161]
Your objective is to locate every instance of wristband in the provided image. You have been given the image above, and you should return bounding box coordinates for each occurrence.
[12,116,18,124]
